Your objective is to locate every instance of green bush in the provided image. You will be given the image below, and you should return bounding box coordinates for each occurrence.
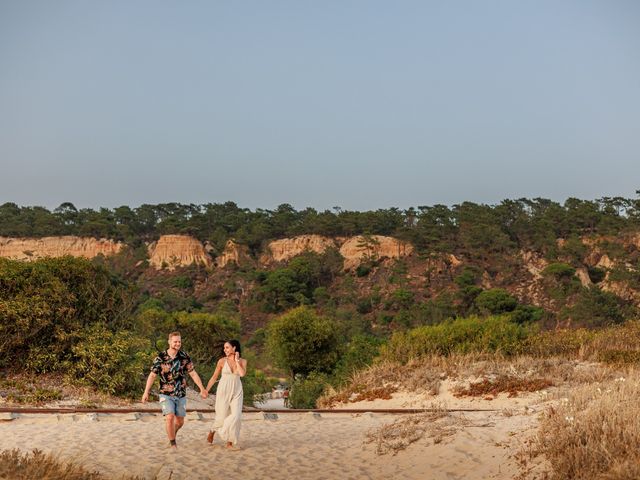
[510,304,544,324]
[173,276,193,289]
[266,306,340,376]
[67,324,152,396]
[356,263,373,277]
[0,257,136,368]
[520,328,595,357]
[289,372,330,409]
[542,262,576,280]
[559,286,634,328]
[380,315,531,362]
[474,288,518,314]
[390,288,415,310]
[587,266,606,284]
[333,334,384,384]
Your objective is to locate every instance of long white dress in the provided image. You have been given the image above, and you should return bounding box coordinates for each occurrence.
[212,358,243,445]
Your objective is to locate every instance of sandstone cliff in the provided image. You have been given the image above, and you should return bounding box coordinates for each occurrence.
[260,235,338,264]
[147,235,212,270]
[0,236,122,261]
[260,234,414,270]
[340,235,414,270]
[216,239,253,268]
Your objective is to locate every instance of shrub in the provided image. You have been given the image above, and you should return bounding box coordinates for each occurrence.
[542,262,576,280]
[356,263,373,277]
[390,288,415,310]
[520,328,595,357]
[560,286,634,328]
[474,288,517,314]
[510,304,544,324]
[534,372,640,479]
[173,276,193,289]
[289,372,330,409]
[266,306,340,376]
[0,449,106,480]
[332,334,384,384]
[587,266,606,284]
[67,324,152,396]
[380,315,531,363]
[0,257,136,369]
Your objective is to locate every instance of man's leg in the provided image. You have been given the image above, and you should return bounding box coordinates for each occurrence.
[160,395,178,448]
[174,396,187,439]
[165,414,177,446]
[174,416,185,436]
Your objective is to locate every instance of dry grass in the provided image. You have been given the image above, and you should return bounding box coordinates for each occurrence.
[453,375,553,398]
[0,372,132,407]
[318,358,444,407]
[522,368,640,480]
[0,449,147,480]
[319,354,619,406]
[363,406,471,455]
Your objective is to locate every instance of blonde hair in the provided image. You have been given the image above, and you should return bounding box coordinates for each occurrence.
[168,331,181,340]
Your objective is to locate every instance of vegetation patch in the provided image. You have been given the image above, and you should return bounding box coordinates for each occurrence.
[453,375,553,398]
[322,384,397,407]
[0,449,147,480]
[524,370,640,480]
[364,409,469,455]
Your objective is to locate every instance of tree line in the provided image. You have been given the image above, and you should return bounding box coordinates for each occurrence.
[1,195,639,256]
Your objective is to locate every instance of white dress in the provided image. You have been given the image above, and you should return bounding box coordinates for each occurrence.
[212,358,243,444]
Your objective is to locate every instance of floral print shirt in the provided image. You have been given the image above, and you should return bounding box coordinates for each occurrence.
[150,350,194,398]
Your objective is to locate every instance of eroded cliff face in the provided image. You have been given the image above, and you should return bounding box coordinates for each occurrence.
[259,234,415,269]
[216,239,253,268]
[0,236,123,261]
[260,235,338,264]
[339,235,414,270]
[147,235,212,270]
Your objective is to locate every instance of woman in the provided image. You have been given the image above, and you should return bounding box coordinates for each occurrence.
[203,339,247,448]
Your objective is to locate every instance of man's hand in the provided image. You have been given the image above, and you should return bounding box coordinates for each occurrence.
[200,389,208,399]
[141,391,149,403]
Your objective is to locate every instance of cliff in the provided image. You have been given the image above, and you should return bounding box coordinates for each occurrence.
[339,235,414,270]
[0,236,122,261]
[260,235,338,264]
[260,234,413,269]
[147,235,212,270]
[216,239,253,268]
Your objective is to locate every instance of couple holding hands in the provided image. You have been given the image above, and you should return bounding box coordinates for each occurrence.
[141,332,247,449]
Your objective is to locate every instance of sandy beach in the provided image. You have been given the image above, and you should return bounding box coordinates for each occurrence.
[0,388,546,480]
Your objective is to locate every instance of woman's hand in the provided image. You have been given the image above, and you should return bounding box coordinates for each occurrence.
[234,352,240,362]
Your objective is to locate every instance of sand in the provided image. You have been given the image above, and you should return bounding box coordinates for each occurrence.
[0,387,548,480]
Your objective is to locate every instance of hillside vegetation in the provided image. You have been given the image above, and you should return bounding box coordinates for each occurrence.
[2,195,640,409]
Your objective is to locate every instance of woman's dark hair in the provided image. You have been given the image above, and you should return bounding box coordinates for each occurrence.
[227,339,241,357]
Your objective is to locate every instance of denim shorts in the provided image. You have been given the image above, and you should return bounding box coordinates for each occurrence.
[159,394,187,417]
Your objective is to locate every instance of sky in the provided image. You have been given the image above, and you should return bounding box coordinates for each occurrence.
[1,1,639,212]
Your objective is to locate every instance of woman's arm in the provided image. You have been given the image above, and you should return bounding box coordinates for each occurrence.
[235,358,247,377]
[205,359,224,392]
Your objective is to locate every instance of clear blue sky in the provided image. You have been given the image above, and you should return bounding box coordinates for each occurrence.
[1,1,639,211]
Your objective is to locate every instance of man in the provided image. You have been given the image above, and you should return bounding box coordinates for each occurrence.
[141,331,207,449]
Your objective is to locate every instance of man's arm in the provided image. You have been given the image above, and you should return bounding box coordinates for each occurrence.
[141,372,157,403]
[188,369,207,397]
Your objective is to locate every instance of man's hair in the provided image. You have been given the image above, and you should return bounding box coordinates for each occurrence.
[168,331,181,340]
